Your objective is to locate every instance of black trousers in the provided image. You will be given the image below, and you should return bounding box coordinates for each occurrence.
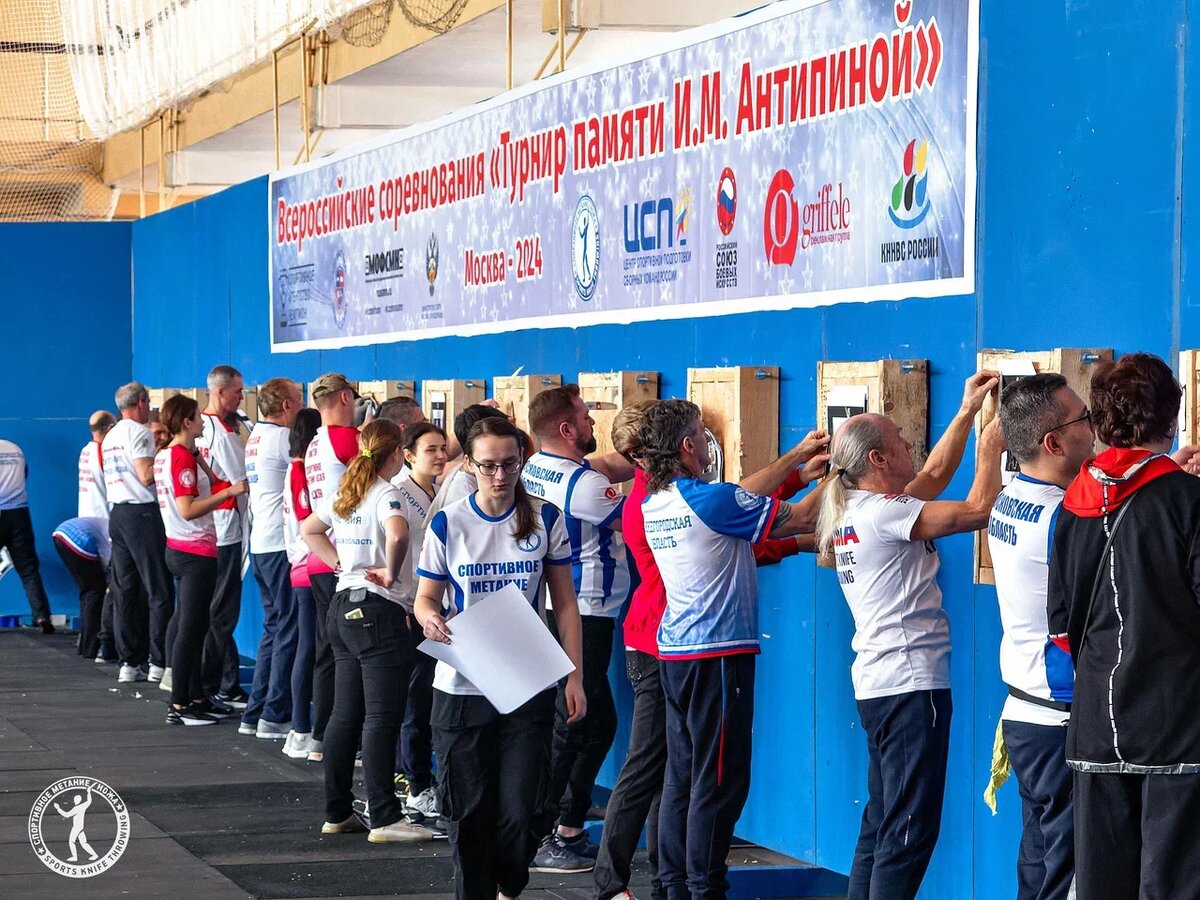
[398,612,437,793]
[109,502,173,668]
[848,689,952,900]
[324,588,411,829]
[1003,720,1074,900]
[52,537,106,657]
[0,507,52,622]
[99,584,115,655]
[166,548,217,707]
[310,571,337,742]
[202,542,243,696]
[434,688,556,900]
[544,613,618,830]
[659,654,755,900]
[1074,770,1200,900]
[594,650,668,900]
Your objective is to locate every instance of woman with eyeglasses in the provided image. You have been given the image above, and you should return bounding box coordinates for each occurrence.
[302,419,435,843]
[414,416,585,900]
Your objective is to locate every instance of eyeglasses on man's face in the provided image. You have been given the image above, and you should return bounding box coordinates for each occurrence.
[1043,408,1092,440]
[471,457,523,476]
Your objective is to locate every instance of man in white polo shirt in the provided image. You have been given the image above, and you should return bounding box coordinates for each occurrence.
[78,410,114,519]
[0,438,54,633]
[241,377,304,738]
[988,374,1095,900]
[198,364,250,706]
[523,383,633,870]
[103,381,173,682]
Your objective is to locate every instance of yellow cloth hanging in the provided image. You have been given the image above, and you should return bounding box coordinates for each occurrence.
[983,717,1011,814]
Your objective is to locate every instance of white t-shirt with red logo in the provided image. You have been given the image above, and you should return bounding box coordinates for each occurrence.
[282,459,312,587]
[834,490,949,700]
[199,412,247,547]
[102,419,157,505]
[246,421,291,555]
[77,441,108,519]
[304,425,359,577]
[154,445,217,557]
[313,477,408,608]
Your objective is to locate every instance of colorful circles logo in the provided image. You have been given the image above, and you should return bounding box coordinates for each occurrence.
[888,139,930,229]
[332,250,347,328]
[716,168,737,236]
[29,777,130,878]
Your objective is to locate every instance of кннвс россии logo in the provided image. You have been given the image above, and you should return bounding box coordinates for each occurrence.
[29,777,130,878]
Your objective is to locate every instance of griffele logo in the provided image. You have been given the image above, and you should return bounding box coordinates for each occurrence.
[888,139,931,229]
[763,169,799,265]
[802,183,852,249]
[716,168,737,236]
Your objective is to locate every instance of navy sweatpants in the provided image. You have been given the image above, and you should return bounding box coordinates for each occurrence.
[848,688,952,900]
[1003,720,1073,900]
[658,654,755,900]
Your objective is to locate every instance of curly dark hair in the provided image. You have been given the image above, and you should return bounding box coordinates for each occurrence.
[1089,352,1181,448]
[639,399,701,493]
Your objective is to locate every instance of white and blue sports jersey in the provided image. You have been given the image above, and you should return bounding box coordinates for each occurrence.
[0,440,28,510]
[53,517,110,564]
[641,477,777,659]
[521,451,629,617]
[987,473,1071,726]
[417,494,571,696]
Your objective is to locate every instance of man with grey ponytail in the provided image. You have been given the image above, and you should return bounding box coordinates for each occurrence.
[824,371,1005,900]
[640,399,828,900]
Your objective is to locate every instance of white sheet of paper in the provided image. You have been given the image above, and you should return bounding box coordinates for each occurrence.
[418,584,575,714]
[826,385,869,435]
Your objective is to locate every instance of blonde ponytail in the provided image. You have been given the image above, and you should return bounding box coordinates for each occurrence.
[815,416,887,554]
[333,419,403,520]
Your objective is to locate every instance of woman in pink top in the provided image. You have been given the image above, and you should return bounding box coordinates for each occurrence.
[154,395,246,727]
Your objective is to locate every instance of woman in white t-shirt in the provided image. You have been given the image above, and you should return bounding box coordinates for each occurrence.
[814,373,1003,900]
[302,419,434,844]
[415,416,585,900]
[154,395,247,727]
[392,421,449,820]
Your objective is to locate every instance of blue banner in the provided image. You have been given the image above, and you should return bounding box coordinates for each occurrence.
[269,0,977,352]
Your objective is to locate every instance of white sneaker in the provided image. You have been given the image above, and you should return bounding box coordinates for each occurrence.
[148,664,165,682]
[158,668,173,692]
[237,722,256,736]
[283,731,314,759]
[307,740,324,762]
[367,820,436,843]
[256,720,289,740]
[405,787,439,820]
[118,664,146,683]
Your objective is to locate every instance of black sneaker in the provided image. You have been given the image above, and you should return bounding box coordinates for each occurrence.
[351,797,372,829]
[166,705,218,727]
[194,697,233,719]
[215,689,249,710]
[35,618,55,635]
[529,833,596,873]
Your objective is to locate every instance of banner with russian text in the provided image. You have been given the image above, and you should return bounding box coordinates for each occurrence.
[269,0,977,352]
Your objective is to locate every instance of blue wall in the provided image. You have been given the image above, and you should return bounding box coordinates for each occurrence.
[0,0,1162,895]
[0,223,132,618]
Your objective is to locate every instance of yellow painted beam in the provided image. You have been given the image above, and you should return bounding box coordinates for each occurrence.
[101,0,504,185]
